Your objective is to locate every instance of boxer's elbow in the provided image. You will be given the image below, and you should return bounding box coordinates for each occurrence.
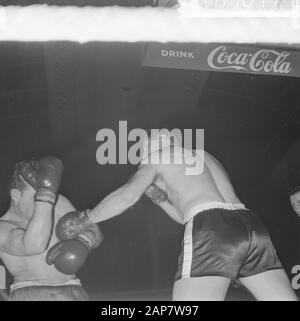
[7,230,48,256]
[26,243,47,256]
[26,247,46,256]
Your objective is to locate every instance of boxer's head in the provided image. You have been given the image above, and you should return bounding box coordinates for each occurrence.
[8,159,39,216]
[290,186,300,217]
[140,130,181,161]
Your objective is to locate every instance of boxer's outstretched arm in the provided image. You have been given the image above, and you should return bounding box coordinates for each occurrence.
[88,164,158,223]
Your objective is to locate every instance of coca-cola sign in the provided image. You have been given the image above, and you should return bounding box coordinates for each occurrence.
[207,46,292,75]
[143,43,300,78]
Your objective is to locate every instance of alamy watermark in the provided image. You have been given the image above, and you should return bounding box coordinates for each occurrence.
[177,0,300,28]
[292,265,300,290]
[95,121,204,175]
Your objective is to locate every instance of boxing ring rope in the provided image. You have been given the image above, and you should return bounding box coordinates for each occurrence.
[0,5,299,43]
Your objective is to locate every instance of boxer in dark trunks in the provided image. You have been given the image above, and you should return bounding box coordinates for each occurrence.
[55,131,297,300]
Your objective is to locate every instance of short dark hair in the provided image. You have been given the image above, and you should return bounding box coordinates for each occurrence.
[8,171,27,193]
[8,159,39,193]
[289,186,300,196]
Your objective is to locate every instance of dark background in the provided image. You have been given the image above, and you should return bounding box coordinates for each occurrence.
[0,0,299,301]
[0,40,299,300]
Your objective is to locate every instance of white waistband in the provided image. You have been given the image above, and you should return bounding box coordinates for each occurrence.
[184,202,246,223]
[10,279,82,292]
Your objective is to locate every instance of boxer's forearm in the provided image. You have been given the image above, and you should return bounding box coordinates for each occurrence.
[88,164,157,224]
[1,202,54,256]
[23,202,53,253]
[88,186,138,223]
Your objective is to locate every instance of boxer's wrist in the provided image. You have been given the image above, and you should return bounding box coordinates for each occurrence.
[80,210,94,226]
[77,231,96,251]
[34,190,57,206]
[84,209,99,226]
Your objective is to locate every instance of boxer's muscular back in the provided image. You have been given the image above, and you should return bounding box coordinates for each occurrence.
[202,151,241,203]
[156,148,241,217]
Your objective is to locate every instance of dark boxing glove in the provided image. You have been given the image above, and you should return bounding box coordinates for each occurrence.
[55,210,93,241]
[14,159,40,188]
[46,238,89,275]
[34,156,63,205]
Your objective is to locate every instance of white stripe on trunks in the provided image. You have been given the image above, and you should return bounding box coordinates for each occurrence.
[181,218,194,279]
[10,279,82,292]
[180,202,247,278]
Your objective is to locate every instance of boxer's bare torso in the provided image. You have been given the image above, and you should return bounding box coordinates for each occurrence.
[152,147,242,223]
[0,195,76,284]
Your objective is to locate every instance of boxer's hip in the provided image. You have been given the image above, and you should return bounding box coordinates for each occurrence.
[9,279,89,301]
[175,206,282,281]
[183,201,247,223]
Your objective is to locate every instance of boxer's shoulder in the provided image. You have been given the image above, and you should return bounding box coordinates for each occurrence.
[0,212,22,229]
[54,194,77,220]
[0,219,25,251]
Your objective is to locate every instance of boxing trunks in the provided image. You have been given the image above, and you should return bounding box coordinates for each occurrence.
[175,202,282,281]
[9,279,89,301]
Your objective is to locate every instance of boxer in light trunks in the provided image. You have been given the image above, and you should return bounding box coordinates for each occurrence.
[56,131,297,300]
[0,157,102,301]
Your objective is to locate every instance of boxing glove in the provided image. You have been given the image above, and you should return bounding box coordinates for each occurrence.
[46,238,89,275]
[55,211,93,241]
[34,156,63,205]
